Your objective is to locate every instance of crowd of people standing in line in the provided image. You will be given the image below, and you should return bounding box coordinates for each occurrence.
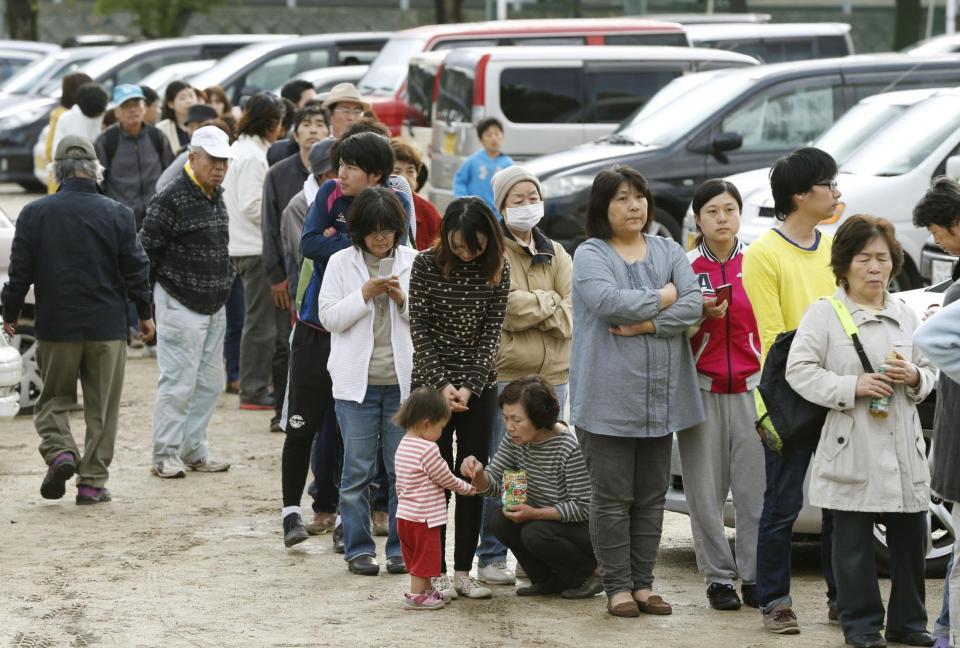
[2,69,960,647]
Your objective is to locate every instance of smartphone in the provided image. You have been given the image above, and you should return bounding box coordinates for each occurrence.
[714,283,733,308]
[378,258,395,278]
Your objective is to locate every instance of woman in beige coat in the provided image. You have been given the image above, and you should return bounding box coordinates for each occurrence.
[786,215,937,648]
[473,165,574,586]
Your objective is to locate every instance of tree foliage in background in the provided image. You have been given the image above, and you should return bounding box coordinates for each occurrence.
[6,0,38,40]
[894,0,922,49]
[95,0,223,38]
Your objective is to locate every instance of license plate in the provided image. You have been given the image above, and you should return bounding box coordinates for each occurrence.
[442,132,457,156]
[931,258,955,284]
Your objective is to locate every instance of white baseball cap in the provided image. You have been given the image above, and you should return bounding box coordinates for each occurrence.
[190,125,233,159]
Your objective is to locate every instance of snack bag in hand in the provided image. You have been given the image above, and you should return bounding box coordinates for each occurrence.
[502,469,527,510]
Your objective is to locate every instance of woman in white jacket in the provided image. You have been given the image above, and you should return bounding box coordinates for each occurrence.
[318,186,417,577]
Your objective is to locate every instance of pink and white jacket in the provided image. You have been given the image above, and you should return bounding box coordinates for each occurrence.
[687,238,762,394]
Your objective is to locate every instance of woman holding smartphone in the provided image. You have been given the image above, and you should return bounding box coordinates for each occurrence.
[409,196,510,600]
[678,179,765,611]
[317,187,417,576]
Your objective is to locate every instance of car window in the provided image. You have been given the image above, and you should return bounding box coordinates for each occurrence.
[114,50,196,89]
[434,39,498,51]
[436,65,474,123]
[605,33,688,46]
[721,83,836,152]
[243,50,331,95]
[779,39,816,62]
[336,43,383,66]
[499,67,582,124]
[699,39,767,62]
[407,63,436,119]
[507,37,585,46]
[818,35,850,57]
[582,68,682,124]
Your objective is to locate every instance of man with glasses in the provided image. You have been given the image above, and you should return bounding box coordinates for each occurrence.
[141,126,236,479]
[321,83,369,139]
[742,147,842,635]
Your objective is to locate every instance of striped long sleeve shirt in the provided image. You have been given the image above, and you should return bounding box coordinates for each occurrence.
[395,434,475,528]
[409,249,511,394]
[478,425,591,523]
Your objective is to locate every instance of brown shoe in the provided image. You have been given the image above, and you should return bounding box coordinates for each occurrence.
[304,512,336,535]
[636,594,673,615]
[607,597,640,618]
[225,381,240,394]
[372,510,389,536]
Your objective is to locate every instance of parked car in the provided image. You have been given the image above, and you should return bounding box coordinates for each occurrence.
[730,89,960,289]
[359,17,690,136]
[273,64,369,99]
[0,35,280,190]
[685,22,854,62]
[906,33,960,56]
[139,59,217,97]
[428,45,758,210]
[189,33,389,107]
[0,46,115,98]
[665,279,953,578]
[524,54,960,250]
[0,41,61,82]
[922,236,958,284]
[0,205,38,414]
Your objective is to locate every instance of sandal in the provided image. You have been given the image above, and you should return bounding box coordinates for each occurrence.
[607,597,640,618]
[636,594,673,616]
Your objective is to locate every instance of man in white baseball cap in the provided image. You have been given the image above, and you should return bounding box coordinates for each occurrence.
[140,123,236,479]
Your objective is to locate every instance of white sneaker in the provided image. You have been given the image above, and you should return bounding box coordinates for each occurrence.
[478,560,516,585]
[431,574,457,601]
[151,457,186,478]
[187,457,230,473]
[454,574,493,599]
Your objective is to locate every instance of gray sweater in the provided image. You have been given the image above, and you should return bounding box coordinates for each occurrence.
[570,236,705,438]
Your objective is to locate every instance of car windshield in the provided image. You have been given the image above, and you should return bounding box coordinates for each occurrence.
[615,73,754,146]
[841,95,960,177]
[813,102,910,164]
[0,55,58,94]
[629,71,723,122]
[358,37,427,95]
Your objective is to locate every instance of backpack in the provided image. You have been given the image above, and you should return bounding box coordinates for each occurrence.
[754,297,874,455]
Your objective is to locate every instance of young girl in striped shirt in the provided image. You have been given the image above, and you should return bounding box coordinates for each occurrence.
[393,387,476,610]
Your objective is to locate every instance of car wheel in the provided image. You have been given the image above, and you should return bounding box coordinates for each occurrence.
[652,208,682,242]
[873,499,953,578]
[10,321,41,415]
[888,260,922,293]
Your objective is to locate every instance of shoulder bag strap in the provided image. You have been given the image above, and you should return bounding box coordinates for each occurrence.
[824,296,875,374]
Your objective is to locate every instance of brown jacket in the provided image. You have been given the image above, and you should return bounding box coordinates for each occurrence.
[496,226,573,384]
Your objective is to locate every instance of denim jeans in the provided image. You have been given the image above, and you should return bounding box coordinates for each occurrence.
[756,445,837,614]
[935,553,952,639]
[335,385,404,562]
[223,274,244,383]
[950,504,960,647]
[151,284,226,464]
[477,382,567,567]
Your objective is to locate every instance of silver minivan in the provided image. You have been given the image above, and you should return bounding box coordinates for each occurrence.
[428,45,758,210]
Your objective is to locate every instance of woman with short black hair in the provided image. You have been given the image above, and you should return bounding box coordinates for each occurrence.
[408,196,510,600]
[156,80,198,151]
[571,165,704,617]
[317,187,416,576]
[461,376,598,599]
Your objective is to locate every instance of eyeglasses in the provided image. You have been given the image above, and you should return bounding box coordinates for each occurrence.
[814,180,839,191]
[334,107,364,116]
[369,230,394,240]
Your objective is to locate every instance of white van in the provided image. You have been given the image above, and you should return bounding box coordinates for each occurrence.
[685,22,854,63]
[428,45,758,210]
[732,88,960,289]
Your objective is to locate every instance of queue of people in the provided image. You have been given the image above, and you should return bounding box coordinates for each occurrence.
[3,75,959,647]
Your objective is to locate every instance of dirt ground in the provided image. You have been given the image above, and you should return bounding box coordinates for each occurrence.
[0,185,946,647]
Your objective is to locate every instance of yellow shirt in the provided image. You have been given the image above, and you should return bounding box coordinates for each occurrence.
[183,161,212,198]
[742,228,836,365]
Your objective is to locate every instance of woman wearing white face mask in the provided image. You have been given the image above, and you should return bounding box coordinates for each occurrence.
[474,165,575,587]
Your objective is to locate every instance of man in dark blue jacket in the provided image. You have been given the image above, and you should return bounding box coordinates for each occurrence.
[1,135,153,505]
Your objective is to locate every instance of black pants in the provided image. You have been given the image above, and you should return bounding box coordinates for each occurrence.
[437,385,497,572]
[490,508,596,588]
[280,323,339,512]
[272,305,292,419]
[832,510,928,639]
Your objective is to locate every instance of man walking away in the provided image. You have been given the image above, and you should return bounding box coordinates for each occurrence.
[1,135,154,504]
[141,126,236,479]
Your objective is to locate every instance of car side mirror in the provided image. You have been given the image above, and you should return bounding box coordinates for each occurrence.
[946,155,960,180]
[712,132,742,153]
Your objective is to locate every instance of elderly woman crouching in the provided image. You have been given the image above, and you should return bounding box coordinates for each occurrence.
[460,376,599,599]
[786,215,936,648]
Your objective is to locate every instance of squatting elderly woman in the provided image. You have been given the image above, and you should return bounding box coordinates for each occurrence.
[786,214,936,648]
[570,165,704,618]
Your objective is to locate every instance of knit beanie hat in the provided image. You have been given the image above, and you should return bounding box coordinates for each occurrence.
[492,165,543,213]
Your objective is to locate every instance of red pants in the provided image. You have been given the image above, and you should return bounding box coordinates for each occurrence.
[397,518,441,578]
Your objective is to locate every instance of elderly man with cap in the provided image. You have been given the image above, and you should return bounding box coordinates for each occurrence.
[261,101,330,432]
[323,83,370,139]
[2,135,154,504]
[155,104,221,192]
[95,84,176,228]
[140,126,236,479]
[473,164,575,586]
